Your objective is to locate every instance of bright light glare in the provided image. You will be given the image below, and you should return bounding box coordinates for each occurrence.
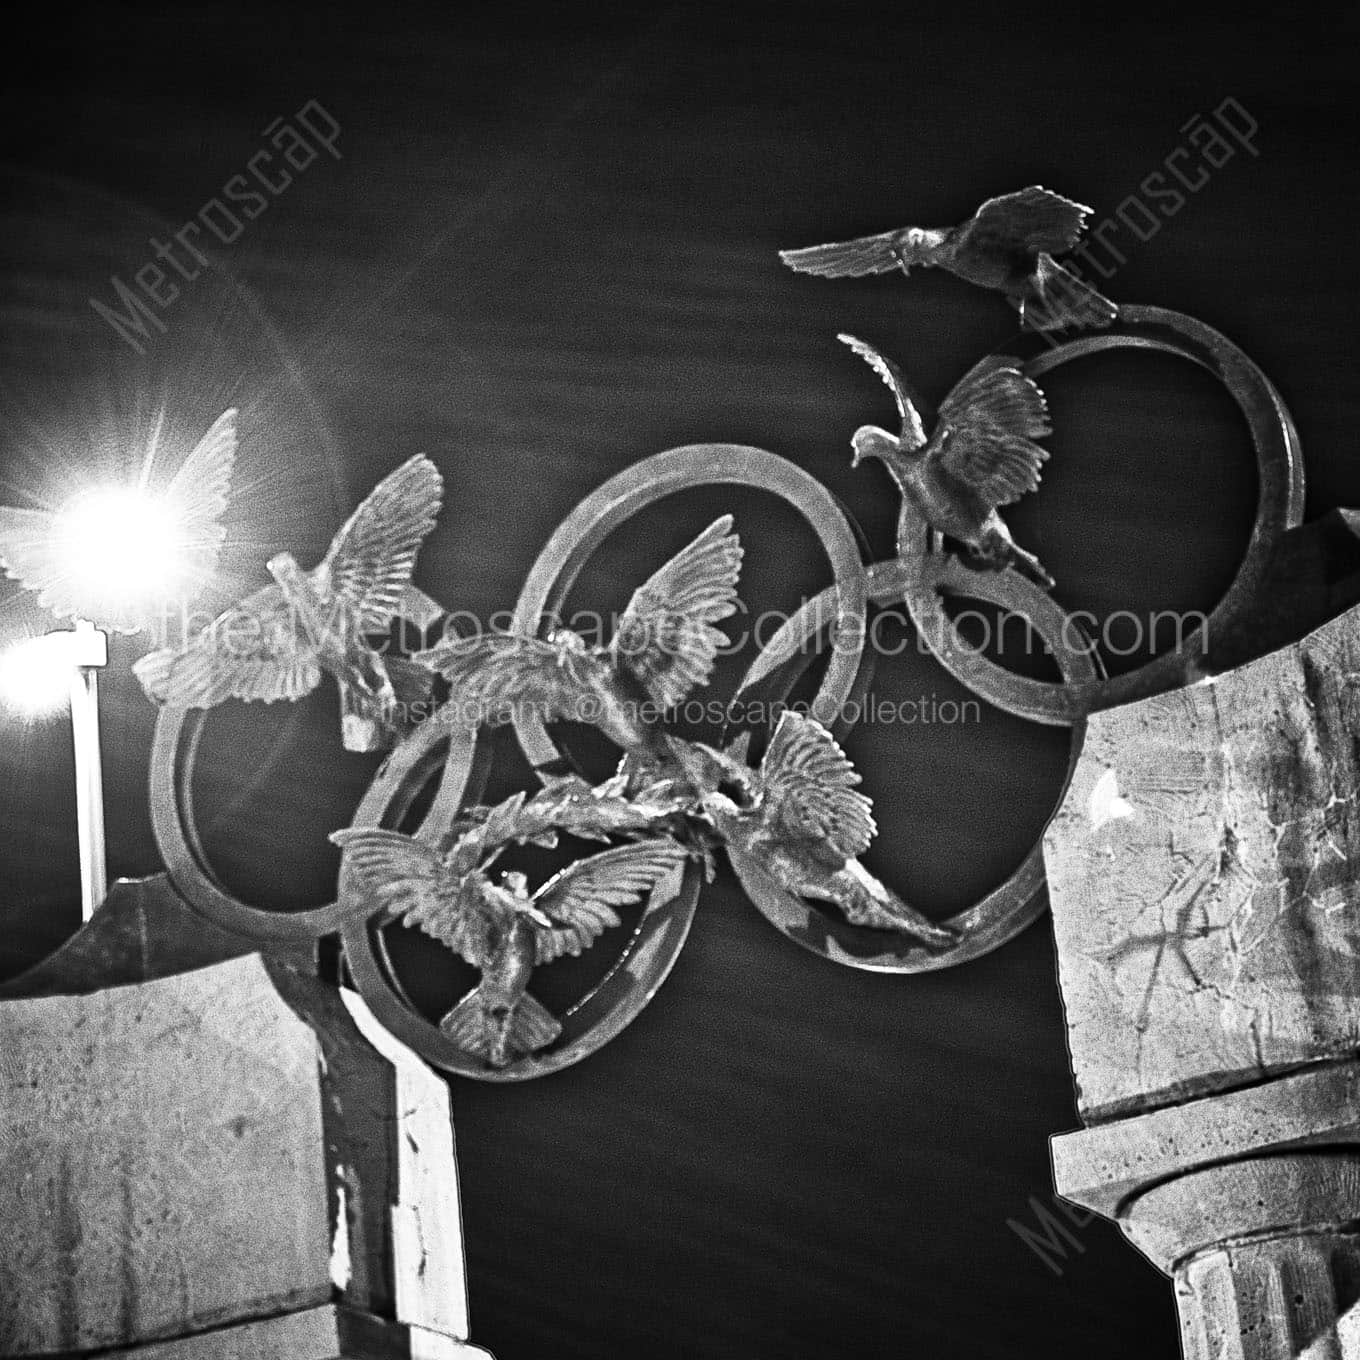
[0,634,76,719]
[54,488,186,613]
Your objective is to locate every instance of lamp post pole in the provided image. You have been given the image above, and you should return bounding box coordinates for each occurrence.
[67,619,108,920]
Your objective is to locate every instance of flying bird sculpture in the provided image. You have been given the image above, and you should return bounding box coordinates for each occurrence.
[780,186,1117,332]
[135,453,443,752]
[673,712,957,948]
[0,408,238,633]
[840,333,1056,588]
[334,792,687,1067]
[420,515,742,756]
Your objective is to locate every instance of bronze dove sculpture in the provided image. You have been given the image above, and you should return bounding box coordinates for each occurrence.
[0,408,237,633]
[840,333,1056,588]
[333,805,687,1068]
[673,712,957,948]
[780,186,1117,332]
[134,453,442,752]
[420,515,742,757]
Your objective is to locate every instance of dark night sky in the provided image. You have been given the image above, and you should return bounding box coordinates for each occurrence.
[2,4,1359,1358]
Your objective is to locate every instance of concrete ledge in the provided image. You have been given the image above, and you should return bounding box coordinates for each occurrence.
[1052,1060,1360,1216]
[11,1303,493,1359]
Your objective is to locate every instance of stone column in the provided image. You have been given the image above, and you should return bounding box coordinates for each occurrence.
[1043,604,1360,1358]
[0,875,494,1359]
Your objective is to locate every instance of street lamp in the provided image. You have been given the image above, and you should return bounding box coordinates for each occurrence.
[0,408,238,920]
[0,625,110,917]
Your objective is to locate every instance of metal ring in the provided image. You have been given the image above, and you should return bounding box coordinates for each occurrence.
[337,443,864,1076]
[338,710,704,1082]
[726,558,1100,972]
[508,443,870,768]
[893,304,1304,725]
[148,443,867,1066]
[149,705,356,941]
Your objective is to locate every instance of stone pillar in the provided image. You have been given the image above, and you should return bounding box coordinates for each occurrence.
[0,876,494,1359]
[1043,605,1360,1358]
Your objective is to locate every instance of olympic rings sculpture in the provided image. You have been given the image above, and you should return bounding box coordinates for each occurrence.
[145,302,1302,1080]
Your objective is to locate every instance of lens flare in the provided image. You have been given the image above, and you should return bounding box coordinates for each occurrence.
[51,487,188,621]
[0,633,76,719]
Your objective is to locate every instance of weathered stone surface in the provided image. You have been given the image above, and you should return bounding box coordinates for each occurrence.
[1175,1228,1360,1360]
[0,955,333,1354]
[92,1303,495,1358]
[0,955,486,1358]
[340,990,474,1344]
[1122,1152,1360,1272]
[1053,1060,1360,1217]
[1043,603,1360,1121]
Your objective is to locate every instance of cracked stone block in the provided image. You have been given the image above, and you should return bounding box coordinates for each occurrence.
[1043,603,1360,1122]
[0,953,483,1357]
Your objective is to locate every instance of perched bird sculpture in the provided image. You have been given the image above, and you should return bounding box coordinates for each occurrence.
[420,516,742,755]
[780,186,1117,332]
[134,454,443,751]
[840,332,1056,588]
[333,809,687,1067]
[0,408,238,633]
[673,712,957,948]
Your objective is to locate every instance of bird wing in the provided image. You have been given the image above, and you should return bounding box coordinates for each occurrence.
[316,454,443,629]
[779,226,924,278]
[0,505,71,616]
[961,186,1091,257]
[0,411,238,629]
[933,356,1051,507]
[160,408,238,584]
[838,333,929,448]
[608,516,743,709]
[758,711,876,862]
[132,582,322,706]
[939,356,1051,440]
[419,632,597,725]
[533,838,687,964]
[330,826,490,966]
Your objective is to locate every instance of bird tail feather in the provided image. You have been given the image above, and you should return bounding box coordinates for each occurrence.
[1005,543,1056,592]
[438,988,495,1059]
[970,521,1056,592]
[510,992,562,1056]
[386,655,435,707]
[132,648,176,703]
[438,986,562,1065]
[339,659,435,751]
[1027,254,1118,332]
[839,862,957,949]
[340,690,387,752]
